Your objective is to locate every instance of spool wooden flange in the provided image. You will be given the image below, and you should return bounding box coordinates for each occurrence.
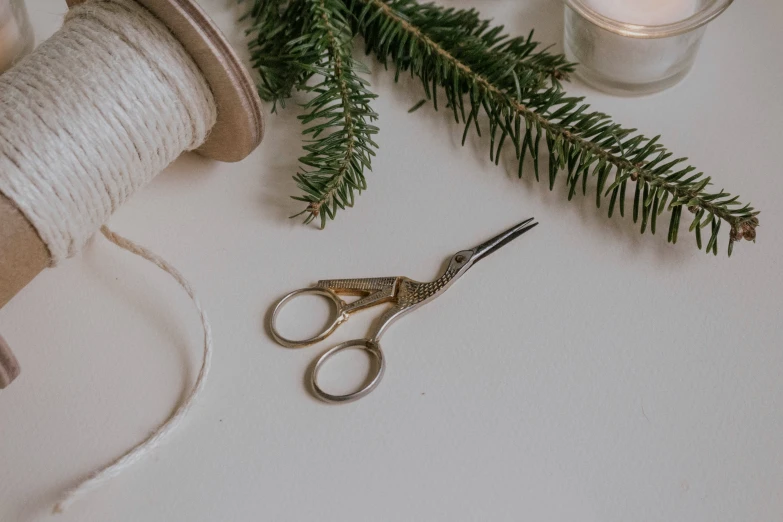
[0,0,264,387]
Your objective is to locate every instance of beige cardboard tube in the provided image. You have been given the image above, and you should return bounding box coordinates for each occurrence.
[0,193,48,387]
[0,193,48,307]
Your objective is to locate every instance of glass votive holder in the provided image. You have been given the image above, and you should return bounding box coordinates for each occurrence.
[563,0,734,95]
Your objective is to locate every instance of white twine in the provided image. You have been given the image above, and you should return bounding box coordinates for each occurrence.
[53,226,214,513]
[0,0,218,513]
[0,0,216,263]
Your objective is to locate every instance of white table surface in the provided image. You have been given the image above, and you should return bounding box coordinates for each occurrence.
[2,1,781,521]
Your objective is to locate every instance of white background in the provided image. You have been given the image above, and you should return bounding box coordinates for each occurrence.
[1,1,781,521]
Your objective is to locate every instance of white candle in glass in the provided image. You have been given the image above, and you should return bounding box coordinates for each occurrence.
[564,0,734,95]
[583,0,699,25]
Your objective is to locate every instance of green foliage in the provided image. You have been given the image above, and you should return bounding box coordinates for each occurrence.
[350,0,574,88]
[243,0,380,226]
[240,0,759,254]
[242,0,313,107]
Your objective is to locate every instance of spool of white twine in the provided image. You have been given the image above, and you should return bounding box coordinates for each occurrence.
[0,0,217,262]
[0,0,218,512]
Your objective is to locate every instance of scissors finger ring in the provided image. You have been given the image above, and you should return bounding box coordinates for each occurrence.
[269,287,347,347]
[310,339,385,403]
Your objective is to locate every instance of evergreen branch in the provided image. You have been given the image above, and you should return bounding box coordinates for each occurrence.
[241,0,316,108]
[351,1,574,88]
[283,0,380,227]
[349,0,759,255]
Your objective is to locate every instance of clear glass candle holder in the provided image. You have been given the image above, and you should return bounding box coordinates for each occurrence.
[564,0,734,95]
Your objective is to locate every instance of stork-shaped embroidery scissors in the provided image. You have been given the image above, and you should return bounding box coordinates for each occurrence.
[269,218,539,403]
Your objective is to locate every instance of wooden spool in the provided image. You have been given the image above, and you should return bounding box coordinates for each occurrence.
[0,0,264,388]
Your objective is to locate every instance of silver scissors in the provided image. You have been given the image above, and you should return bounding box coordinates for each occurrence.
[269,218,539,403]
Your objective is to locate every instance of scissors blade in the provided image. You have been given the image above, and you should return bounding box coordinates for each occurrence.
[470,218,538,264]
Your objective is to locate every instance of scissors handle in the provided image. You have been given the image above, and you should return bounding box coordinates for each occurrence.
[270,286,402,403]
[269,287,347,347]
[310,339,385,403]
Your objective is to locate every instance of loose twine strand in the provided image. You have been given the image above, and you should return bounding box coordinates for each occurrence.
[54,226,214,513]
[0,0,218,513]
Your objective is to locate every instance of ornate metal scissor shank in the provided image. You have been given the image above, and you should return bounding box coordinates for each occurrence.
[315,268,460,337]
[269,218,538,404]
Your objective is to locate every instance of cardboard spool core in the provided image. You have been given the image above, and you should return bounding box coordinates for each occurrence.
[0,0,264,387]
